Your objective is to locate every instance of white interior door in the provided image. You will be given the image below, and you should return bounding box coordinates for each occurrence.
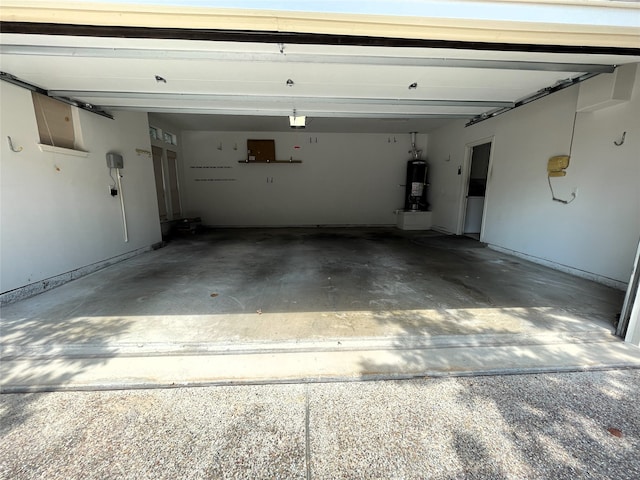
[167,150,182,219]
[463,142,492,236]
[152,146,168,222]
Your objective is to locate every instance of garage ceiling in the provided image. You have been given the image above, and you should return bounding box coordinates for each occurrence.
[1,1,639,133]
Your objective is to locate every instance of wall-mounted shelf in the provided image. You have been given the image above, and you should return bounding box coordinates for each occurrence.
[238,159,302,164]
[38,144,89,157]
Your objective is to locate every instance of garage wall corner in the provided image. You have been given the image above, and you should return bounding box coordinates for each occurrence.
[426,66,640,287]
[0,82,162,298]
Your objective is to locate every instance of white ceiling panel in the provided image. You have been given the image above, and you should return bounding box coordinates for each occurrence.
[1,32,638,132]
[0,53,595,101]
[147,112,454,134]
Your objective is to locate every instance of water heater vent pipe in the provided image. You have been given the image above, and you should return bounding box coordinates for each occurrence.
[409,132,421,160]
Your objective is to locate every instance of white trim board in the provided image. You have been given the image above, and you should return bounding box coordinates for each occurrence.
[2,2,638,48]
[488,243,627,291]
[37,144,89,157]
[202,223,397,229]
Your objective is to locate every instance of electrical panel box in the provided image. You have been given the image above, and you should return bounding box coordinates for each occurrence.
[247,139,276,162]
[106,152,124,169]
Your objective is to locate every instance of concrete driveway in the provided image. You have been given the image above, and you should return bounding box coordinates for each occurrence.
[2,369,639,479]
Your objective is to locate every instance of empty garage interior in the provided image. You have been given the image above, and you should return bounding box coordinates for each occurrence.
[1,1,640,390]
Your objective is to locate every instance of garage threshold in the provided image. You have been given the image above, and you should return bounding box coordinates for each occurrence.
[2,228,640,392]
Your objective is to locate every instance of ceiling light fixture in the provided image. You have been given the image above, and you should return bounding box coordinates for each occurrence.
[289,109,306,129]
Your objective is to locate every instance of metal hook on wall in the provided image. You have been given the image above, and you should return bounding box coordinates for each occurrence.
[7,136,23,152]
[614,132,626,146]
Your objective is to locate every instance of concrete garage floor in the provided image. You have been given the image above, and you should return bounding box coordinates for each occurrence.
[2,228,640,391]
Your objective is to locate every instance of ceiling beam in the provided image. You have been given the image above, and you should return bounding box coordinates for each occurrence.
[113,105,473,118]
[48,91,514,109]
[2,0,640,51]
[2,22,639,56]
[0,45,616,73]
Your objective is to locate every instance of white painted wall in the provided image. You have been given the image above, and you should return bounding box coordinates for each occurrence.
[181,131,427,226]
[0,82,162,294]
[427,66,640,287]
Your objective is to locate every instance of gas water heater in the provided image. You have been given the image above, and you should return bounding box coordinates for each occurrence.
[404,160,428,211]
[404,132,429,211]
